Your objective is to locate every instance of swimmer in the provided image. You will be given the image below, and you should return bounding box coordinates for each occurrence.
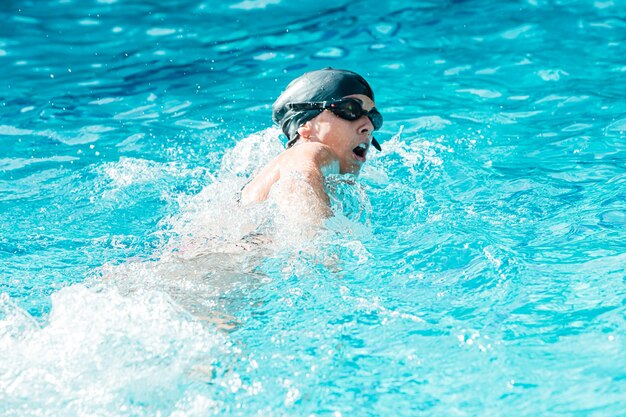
[241,68,383,223]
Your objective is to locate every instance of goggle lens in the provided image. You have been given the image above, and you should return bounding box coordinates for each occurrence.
[328,99,383,130]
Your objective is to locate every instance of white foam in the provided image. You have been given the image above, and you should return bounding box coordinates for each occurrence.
[0,287,227,416]
[378,126,450,171]
[220,127,283,176]
[102,157,162,187]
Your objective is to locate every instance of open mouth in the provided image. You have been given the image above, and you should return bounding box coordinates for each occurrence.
[352,143,368,160]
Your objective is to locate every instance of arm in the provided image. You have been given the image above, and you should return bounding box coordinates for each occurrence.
[241,142,339,223]
[240,158,281,205]
[275,143,336,220]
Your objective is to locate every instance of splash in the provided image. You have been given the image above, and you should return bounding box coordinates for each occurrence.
[0,287,229,417]
[0,127,384,416]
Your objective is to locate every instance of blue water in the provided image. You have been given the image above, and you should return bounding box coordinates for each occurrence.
[2,0,626,415]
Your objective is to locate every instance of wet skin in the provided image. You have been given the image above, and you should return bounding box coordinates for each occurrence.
[297,93,376,175]
[240,93,377,220]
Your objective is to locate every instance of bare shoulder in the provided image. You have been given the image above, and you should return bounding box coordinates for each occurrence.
[240,153,282,204]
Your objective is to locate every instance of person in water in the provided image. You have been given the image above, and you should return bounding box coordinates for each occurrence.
[241,68,383,222]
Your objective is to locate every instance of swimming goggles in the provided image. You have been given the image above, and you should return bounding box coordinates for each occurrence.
[288,98,383,130]
[287,98,383,151]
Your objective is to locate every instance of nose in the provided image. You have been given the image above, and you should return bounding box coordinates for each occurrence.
[358,116,374,136]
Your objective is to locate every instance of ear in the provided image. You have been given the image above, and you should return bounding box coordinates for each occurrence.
[297,121,314,141]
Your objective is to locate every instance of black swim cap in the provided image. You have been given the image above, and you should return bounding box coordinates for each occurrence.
[272,68,381,150]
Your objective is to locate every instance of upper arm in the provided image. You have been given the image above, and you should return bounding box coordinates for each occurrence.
[241,143,338,221]
[276,143,337,218]
[240,158,281,204]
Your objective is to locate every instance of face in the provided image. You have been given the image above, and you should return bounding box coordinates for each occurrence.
[298,94,376,174]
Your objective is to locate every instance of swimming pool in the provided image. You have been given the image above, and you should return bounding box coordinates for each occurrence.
[2,0,625,415]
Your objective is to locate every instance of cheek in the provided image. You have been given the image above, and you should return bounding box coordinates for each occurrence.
[315,121,342,144]
[333,123,357,146]
[323,128,348,149]
[313,114,355,148]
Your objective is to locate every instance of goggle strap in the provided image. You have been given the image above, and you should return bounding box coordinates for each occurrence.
[287,102,325,111]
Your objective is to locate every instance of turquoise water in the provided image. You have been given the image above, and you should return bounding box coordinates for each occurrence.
[2,0,626,415]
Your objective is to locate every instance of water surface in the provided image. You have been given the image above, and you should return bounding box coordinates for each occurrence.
[1,0,626,415]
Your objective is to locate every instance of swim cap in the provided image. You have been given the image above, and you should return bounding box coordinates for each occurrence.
[272,68,381,150]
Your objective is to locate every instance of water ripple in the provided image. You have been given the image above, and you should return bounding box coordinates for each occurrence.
[3,0,626,415]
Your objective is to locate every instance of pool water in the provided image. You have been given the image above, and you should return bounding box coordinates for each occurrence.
[2,0,626,415]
